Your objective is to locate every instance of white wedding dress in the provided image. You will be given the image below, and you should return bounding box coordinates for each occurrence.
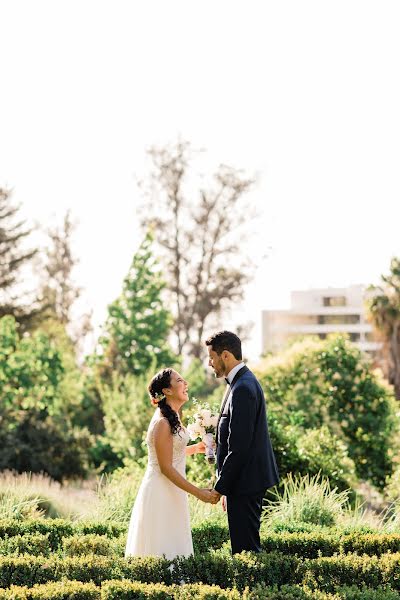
[125,410,194,560]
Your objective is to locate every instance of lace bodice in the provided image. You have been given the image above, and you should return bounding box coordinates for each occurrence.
[145,410,190,476]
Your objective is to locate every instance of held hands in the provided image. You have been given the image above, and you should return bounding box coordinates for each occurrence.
[197,488,221,504]
[194,441,206,454]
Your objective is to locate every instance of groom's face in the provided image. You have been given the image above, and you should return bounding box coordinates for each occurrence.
[207,346,226,378]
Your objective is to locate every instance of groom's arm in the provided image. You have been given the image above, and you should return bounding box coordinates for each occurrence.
[214,384,256,497]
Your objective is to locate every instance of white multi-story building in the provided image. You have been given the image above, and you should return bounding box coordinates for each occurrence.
[262,285,381,355]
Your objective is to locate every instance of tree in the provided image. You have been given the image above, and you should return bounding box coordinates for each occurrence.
[0,315,90,480]
[39,210,92,346]
[367,257,400,400]
[0,187,40,328]
[139,140,256,359]
[98,230,175,379]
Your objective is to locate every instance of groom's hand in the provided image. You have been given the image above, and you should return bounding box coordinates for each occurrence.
[209,489,221,504]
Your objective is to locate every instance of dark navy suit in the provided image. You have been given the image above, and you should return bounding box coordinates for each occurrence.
[214,365,279,553]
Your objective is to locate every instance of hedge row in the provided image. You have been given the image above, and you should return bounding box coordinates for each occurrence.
[0,520,125,550]
[2,552,400,592]
[261,531,400,558]
[0,581,400,600]
[4,526,400,560]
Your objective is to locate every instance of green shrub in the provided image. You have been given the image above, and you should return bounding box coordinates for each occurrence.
[0,533,50,556]
[102,580,243,599]
[0,316,91,481]
[0,519,125,549]
[172,552,300,591]
[192,522,230,553]
[62,534,124,557]
[386,464,400,503]
[0,519,74,550]
[0,580,100,599]
[297,427,356,492]
[261,532,340,558]
[247,585,400,599]
[0,555,172,588]
[0,583,399,600]
[303,553,400,592]
[257,335,399,489]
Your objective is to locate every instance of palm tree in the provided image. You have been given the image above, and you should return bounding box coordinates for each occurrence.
[367,257,400,400]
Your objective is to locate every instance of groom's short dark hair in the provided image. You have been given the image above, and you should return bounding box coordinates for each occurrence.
[205,331,242,360]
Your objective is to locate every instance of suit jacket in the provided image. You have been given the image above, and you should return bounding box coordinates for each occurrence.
[214,366,279,497]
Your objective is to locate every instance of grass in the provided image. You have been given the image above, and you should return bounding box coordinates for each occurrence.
[0,471,95,521]
[262,473,351,528]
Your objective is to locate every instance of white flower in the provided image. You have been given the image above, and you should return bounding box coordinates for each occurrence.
[187,422,205,440]
[199,409,212,427]
[209,414,219,428]
[187,423,200,441]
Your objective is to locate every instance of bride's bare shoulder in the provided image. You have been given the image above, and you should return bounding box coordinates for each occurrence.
[153,417,171,436]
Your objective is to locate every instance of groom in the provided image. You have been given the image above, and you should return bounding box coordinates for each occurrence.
[206,331,279,554]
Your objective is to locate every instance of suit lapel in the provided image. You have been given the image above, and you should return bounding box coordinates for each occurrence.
[216,365,249,445]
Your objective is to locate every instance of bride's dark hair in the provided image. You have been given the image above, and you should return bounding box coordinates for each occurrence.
[148,368,182,435]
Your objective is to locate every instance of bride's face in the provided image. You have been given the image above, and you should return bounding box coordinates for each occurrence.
[163,371,189,405]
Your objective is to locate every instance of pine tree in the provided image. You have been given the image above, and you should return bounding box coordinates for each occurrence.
[99,231,175,378]
[0,187,40,328]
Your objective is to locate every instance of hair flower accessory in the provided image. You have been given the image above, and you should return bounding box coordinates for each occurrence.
[151,391,166,407]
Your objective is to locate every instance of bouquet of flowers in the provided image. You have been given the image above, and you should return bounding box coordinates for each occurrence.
[187,401,219,464]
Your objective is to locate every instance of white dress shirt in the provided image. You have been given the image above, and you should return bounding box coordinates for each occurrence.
[226,362,246,385]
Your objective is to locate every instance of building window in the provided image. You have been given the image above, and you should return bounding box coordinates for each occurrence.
[349,333,360,342]
[318,315,360,325]
[323,296,347,307]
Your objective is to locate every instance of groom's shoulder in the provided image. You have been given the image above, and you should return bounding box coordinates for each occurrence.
[235,369,260,392]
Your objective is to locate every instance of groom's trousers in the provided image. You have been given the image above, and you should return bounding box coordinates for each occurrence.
[226,492,265,554]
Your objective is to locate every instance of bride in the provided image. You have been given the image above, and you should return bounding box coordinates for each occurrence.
[125,367,218,560]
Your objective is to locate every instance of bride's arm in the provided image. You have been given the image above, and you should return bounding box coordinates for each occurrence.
[154,420,211,502]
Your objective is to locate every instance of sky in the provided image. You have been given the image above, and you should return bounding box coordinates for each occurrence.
[1,1,400,360]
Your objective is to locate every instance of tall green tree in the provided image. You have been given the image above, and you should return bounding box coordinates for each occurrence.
[367,257,400,400]
[0,187,40,329]
[98,231,175,379]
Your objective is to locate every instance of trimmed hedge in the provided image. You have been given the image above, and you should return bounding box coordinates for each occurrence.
[0,581,99,599]
[0,582,399,600]
[303,553,400,592]
[4,525,400,561]
[62,534,124,557]
[2,552,400,592]
[0,555,173,588]
[0,520,125,550]
[0,534,51,557]
[261,531,400,558]
[248,585,400,599]
[101,580,243,599]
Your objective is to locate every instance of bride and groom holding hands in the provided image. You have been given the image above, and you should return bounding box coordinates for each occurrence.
[125,330,279,559]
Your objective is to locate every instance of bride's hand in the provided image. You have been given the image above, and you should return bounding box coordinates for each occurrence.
[196,488,217,503]
[194,441,206,454]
